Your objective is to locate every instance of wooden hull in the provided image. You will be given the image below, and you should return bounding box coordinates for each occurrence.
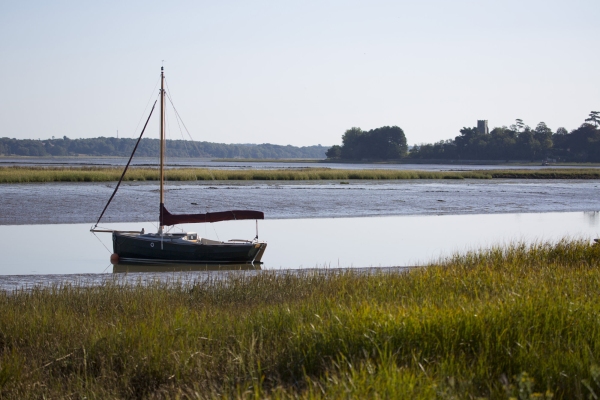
[113,232,267,264]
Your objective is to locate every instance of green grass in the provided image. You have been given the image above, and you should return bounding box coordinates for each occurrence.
[2,166,600,183]
[0,239,599,398]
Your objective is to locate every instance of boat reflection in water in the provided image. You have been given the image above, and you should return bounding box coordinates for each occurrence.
[91,66,267,266]
[112,262,261,273]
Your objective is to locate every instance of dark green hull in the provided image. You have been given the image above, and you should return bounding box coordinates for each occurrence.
[112,232,267,264]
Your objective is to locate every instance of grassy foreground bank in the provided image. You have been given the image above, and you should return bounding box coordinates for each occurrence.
[1,240,600,398]
[1,166,600,183]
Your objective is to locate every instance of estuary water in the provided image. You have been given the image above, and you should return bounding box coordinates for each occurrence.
[1,212,599,283]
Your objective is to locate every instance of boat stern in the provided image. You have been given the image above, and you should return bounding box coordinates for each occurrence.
[253,242,267,263]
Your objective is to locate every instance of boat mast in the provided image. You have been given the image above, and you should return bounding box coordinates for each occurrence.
[159,66,166,234]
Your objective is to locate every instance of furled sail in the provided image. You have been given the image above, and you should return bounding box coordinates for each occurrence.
[160,204,264,226]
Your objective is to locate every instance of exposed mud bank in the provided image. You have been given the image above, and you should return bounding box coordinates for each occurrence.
[1,179,598,225]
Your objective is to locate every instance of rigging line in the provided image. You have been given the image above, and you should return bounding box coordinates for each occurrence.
[170,98,193,158]
[149,220,158,230]
[164,78,204,157]
[130,77,160,139]
[93,99,158,228]
[164,85,215,180]
[163,100,179,199]
[164,102,170,188]
[163,84,192,158]
[92,231,112,255]
[92,225,115,231]
[165,91,194,157]
[168,95,201,158]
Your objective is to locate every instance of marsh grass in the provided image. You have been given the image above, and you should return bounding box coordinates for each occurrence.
[0,239,599,398]
[487,169,600,179]
[1,166,600,183]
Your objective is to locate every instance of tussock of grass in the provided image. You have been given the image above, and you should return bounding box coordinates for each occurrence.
[1,166,599,183]
[0,239,599,398]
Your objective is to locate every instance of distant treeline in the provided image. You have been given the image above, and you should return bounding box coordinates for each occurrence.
[0,137,328,159]
[410,119,600,162]
[327,112,600,162]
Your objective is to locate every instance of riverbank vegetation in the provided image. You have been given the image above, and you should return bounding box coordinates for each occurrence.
[1,166,600,183]
[0,240,598,398]
[0,137,327,159]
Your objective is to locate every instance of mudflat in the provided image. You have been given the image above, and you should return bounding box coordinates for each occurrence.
[2,179,598,225]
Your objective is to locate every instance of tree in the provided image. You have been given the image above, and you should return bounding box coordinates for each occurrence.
[555,127,568,135]
[338,126,407,160]
[326,145,342,159]
[454,127,479,158]
[563,123,600,161]
[534,122,553,158]
[510,119,525,132]
[516,128,541,159]
[585,111,600,127]
[515,119,522,131]
[489,127,516,159]
[367,126,408,159]
[340,127,364,159]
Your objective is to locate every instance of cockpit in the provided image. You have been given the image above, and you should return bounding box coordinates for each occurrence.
[185,233,198,241]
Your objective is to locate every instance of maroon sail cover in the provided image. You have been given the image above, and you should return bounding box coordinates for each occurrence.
[160,204,264,226]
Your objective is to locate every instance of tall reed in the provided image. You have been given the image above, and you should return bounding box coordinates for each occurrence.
[0,239,598,398]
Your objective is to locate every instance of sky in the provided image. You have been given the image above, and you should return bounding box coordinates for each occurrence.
[1,0,598,147]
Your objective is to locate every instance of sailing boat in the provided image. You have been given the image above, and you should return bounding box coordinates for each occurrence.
[91,67,267,264]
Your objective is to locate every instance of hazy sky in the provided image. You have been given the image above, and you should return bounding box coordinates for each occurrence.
[1,0,598,146]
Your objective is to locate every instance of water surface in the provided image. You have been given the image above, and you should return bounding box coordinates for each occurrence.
[2,212,598,282]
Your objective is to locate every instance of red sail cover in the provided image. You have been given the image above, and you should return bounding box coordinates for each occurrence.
[160,204,264,226]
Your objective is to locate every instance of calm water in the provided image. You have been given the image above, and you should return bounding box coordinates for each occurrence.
[1,212,598,288]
